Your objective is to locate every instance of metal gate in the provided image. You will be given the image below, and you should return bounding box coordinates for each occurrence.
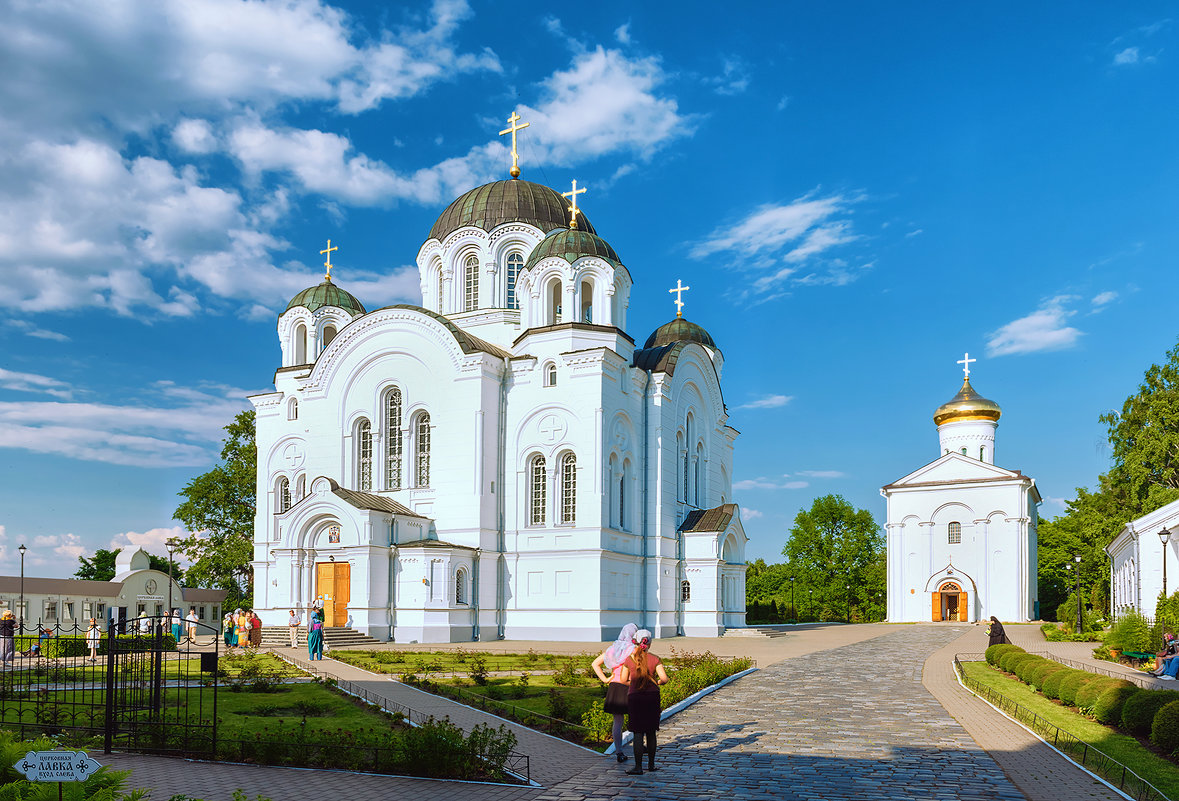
[0,615,218,756]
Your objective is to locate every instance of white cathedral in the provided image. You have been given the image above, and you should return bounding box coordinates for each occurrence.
[882,357,1040,623]
[248,123,747,642]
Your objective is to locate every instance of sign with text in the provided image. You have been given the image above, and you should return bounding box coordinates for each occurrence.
[15,751,102,782]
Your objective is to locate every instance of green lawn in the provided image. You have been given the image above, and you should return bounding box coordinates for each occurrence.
[961,661,1179,799]
[435,673,605,717]
[331,648,595,675]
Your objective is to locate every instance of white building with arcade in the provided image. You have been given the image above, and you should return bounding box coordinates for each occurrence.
[248,122,747,642]
[882,357,1040,623]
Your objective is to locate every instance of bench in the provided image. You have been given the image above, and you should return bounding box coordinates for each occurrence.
[1122,651,1156,666]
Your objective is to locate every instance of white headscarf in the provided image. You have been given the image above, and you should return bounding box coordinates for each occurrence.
[604,622,639,670]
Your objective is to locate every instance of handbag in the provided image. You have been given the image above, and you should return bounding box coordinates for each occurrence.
[604,681,629,713]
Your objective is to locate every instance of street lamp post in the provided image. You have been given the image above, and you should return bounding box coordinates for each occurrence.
[1161,528,1172,598]
[1073,554,1083,634]
[18,543,27,630]
[789,576,796,624]
[876,592,883,623]
[808,589,814,622]
[166,537,180,621]
[846,583,852,624]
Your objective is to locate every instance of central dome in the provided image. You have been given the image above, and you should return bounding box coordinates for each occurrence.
[933,377,1002,426]
[285,280,366,317]
[523,228,620,272]
[429,179,596,241]
[643,316,717,350]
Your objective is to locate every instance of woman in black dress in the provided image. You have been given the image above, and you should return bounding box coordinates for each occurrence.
[987,616,1008,646]
[620,629,669,775]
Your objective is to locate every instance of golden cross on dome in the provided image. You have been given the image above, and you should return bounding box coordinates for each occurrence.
[669,279,691,317]
[498,111,530,179]
[957,351,976,378]
[562,179,586,229]
[320,239,338,282]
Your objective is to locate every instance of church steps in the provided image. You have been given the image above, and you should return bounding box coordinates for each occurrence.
[259,626,381,649]
[721,626,793,639]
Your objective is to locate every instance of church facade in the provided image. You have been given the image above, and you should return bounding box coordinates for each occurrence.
[248,144,747,642]
[882,361,1040,623]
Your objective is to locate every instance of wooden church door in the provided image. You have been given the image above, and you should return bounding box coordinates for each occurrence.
[316,561,351,627]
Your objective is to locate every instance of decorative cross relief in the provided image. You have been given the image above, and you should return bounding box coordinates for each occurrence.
[957,352,976,378]
[282,442,306,469]
[669,279,690,317]
[538,414,567,445]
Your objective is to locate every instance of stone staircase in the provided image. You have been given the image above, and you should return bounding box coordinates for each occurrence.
[722,625,793,639]
[260,626,382,649]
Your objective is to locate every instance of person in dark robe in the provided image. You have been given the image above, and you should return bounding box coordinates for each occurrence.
[986,616,1008,646]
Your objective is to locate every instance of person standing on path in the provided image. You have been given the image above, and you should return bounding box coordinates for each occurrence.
[592,622,638,762]
[619,628,669,775]
[86,618,101,662]
[287,609,301,649]
[986,616,1009,647]
[236,610,250,650]
[307,608,325,660]
[186,608,199,644]
[249,611,263,648]
[170,610,183,645]
[0,610,15,667]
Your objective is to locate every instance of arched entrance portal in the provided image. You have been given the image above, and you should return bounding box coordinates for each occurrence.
[316,557,351,627]
[932,581,967,622]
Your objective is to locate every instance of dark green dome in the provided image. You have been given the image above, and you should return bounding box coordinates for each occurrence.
[643,316,717,350]
[523,228,621,272]
[284,280,366,317]
[429,179,596,241]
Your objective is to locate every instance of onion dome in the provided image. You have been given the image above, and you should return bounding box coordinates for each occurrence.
[643,316,717,350]
[523,228,621,272]
[933,377,1002,426]
[429,180,596,241]
[284,280,366,317]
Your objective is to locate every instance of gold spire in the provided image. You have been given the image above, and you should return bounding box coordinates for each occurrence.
[320,239,338,282]
[498,111,530,179]
[669,279,691,317]
[562,179,586,229]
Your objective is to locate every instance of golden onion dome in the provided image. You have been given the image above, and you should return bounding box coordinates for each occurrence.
[933,377,1002,426]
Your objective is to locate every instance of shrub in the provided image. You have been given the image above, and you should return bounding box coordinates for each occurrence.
[547,688,573,721]
[467,656,488,686]
[1029,663,1065,691]
[1122,690,1179,735]
[1074,677,1118,711]
[1042,669,1076,700]
[1003,653,1037,676]
[1151,700,1179,753]
[1093,681,1140,725]
[580,700,612,743]
[1107,610,1152,653]
[1058,672,1097,706]
[553,661,582,686]
[1014,656,1048,684]
[985,643,1021,666]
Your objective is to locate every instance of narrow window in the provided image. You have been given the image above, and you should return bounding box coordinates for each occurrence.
[416,413,431,487]
[385,387,403,490]
[608,454,619,527]
[545,363,557,387]
[295,474,305,501]
[621,460,631,531]
[530,455,547,525]
[464,255,479,311]
[979,446,985,462]
[676,433,685,502]
[436,271,444,313]
[357,419,372,491]
[455,568,468,605]
[323,324,337,349]
[580,279,593,323]
[293,323,307,364]
[287,398,298,421]
[681,580,691,602]
[561,453,577,524]
[694,443,704,506]
[960,447,967,455]
[277,477,291,513]
[948,521,962,544]
[549,280,562,323]
[506,252,523,309]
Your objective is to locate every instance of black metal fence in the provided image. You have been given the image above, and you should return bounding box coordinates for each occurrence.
[0,616,219,756]
[954,655,1169,801]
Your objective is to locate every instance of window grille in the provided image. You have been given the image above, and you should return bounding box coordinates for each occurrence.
[385,387,403,490]
[455,569,467,605]
[277,477,291,512]
[618,470,626,529]
[681,580,691,602]
[357,419,372,490]
[948,521,962,544]
[46,601,57,619]
[464,255,479,311]
[561,453,577,524]
[416,413,431,487]
[530,455,547,525]
[506,252,523,309]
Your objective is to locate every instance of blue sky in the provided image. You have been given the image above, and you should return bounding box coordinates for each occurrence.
[1,1,1177,576]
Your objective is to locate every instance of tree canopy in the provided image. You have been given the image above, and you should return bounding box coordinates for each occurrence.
[75,548,184,583]
[173,409,256,607]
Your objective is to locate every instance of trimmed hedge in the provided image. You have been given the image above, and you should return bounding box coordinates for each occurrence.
[1042,668,1078,700]
[1030,663,1066,692]
[1074,677,1119,711]
[1013,656,1047,683]
[1001,651,1034,674]
[1121,689,1179,736]
[1058,672,1098,706]
[1093,682,1140,726]
[13,633,177,657]
[985,644,1022,666]
[1150,700,1179,753]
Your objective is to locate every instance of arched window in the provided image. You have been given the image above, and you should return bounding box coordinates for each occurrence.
[548,279,562,324]
[436,270,444,313]
[276,477,291,513]
[960,447,967,455]
[293,323,307,364]
[384,387,403,490]
[415,413,431,487]
[529,455,547,525]
[948,521,962,544]
[580,279,593,323]
[506,252,523,309]
[295,474,305,501]
[560,453,577,524]
[544,362,557,387]
[455,568,468,605]
[979,446,985,462]
[620,459,631,531]
[681,580,691,602]
[287,398,298,421]
[323,324,337,349]
[684,416,694,504]
[608,454,619,527]
[676,432,685,502]
[464,254,479,311]
[356,419,372,491]
[694,443,704,506]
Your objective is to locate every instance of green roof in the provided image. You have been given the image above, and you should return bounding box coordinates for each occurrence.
[523,228,621,272]
[429,179,596,241]
[643,316,717,350]
[284,281,366,317]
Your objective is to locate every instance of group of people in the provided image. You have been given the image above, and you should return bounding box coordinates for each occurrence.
[1152,632,1179,679]
[132,609,200,643]
[222,609,264,651]
[591,623,670,775]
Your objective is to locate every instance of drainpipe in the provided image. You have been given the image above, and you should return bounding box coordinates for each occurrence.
[497,359,509,639]
[389,538,398,643]
[640,370,652,631]
[472,547,481,641]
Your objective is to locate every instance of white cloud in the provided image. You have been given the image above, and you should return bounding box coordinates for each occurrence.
[742,508,764,520]
[737,394,793,410]
[6,320,70,342]
[905,228,924,238]
[776,96,790,112]
[795,470,845,479]
[1114,47,1140,65]
[707,57,751,96]
[0,368,72,399]
[614,23,631,44]
[987,296,1083,357]
[1091,290,1118,309]
[733,476,810,491]
[31,532,86,563]
[110,525,190,562]
[173,119,218,154]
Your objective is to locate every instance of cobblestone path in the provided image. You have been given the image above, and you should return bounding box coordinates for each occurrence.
[535,625,1026,801]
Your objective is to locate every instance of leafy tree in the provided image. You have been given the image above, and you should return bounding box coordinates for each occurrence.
[174,410,256,607]
[782,494,884,621]
[75,547,184,583]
